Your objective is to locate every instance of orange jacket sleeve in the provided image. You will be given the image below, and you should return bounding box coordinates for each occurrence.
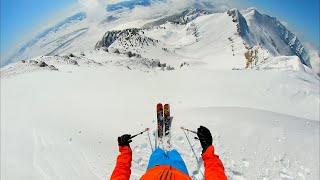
[110,146,132,180]
[202,145,227,180]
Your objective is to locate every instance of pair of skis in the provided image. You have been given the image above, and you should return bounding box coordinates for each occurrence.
[129,104,203,177]
[156,103,172,150]
[130,104,195,153]
[156,104,203,176]
[127,103,172,151]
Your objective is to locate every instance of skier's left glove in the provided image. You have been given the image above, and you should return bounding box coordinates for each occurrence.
[118,134,132,147]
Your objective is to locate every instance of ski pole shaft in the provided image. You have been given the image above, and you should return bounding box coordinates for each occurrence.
[181,127,199,140]
[130,128,150,139]
[181,129,200,164]
[147,130,154,151]
[181,128,204,177]
[181,127,197,134]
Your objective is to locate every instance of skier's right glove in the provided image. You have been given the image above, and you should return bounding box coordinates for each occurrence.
[197,126,213,153]
[117,134,132,147]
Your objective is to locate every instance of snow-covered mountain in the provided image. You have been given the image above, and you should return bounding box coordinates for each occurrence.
[240,8,311,66]
[4,12,88,65]
[1,3,319,180]
[2,6,318,72]
[95,28,159,53]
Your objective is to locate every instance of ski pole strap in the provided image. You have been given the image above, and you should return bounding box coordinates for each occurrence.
[130,128,150,139]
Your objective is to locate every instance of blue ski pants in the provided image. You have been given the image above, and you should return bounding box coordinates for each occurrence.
[147,148,189,175]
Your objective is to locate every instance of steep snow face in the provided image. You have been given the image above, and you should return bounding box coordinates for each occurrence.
[170,12,248,70]
[240,8,311,67]
[143,8,210,28]
[94,11,248,70]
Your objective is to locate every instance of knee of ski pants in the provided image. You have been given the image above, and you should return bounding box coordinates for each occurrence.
[147,148,189,175]
[147,148,167,169]
[167,150,189,175]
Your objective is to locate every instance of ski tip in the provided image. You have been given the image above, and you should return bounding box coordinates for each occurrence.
[157,103,163,109]
[164,104,170,111]
[145,128,150,131]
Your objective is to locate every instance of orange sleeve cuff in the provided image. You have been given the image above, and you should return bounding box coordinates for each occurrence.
[202,145,215,159]
[119,145,132,153]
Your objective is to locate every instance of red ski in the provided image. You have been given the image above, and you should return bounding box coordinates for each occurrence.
[163,104,172,136]
[156,103,164,139]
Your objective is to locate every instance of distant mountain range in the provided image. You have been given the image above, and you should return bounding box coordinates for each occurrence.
[2,2,318,74]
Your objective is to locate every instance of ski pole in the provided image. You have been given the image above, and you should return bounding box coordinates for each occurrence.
[130,128,154,151]
[181,128,200,164]
[181,126,197,134]
[181,128,204,177]
[146,130,154,151]
[181,127,199,140]
[130,128,150,139]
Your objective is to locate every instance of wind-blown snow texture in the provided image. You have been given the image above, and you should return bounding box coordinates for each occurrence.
[1,4,319,180]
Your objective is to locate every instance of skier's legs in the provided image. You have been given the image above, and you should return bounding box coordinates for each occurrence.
[167,149,189,175]
[146,148,170,169]
[147,148,189,175]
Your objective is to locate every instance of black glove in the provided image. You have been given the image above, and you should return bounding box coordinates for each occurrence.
[117,134,132,147]
[197,126,213,153]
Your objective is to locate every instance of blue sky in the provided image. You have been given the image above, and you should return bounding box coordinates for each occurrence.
[0,0,77,53]
[1,0,319,55]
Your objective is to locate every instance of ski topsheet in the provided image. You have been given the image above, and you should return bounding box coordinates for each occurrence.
[164,104,172,136]
[156,103,164,139]
[156,103,172,150]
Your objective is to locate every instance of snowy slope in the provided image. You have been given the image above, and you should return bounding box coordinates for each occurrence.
[1,4,320,180]
[1,65,319,180]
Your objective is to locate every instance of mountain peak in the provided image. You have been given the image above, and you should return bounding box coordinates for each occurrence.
[246,7,258,13]
[243,7,264,18]
[240,7,311,67]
